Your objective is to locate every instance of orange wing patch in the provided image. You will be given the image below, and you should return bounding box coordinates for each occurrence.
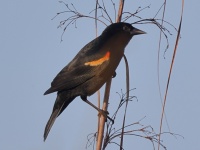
[84,51,110,66]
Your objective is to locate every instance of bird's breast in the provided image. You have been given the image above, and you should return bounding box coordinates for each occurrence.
[83,49,124,96]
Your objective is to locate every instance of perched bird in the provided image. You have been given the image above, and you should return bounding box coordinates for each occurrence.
[43,22,145,141]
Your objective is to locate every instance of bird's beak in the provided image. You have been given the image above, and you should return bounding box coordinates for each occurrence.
[131,27,146,35]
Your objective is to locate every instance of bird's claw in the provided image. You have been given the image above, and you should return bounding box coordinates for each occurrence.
[112,72,117,78]
[98,109,114,124]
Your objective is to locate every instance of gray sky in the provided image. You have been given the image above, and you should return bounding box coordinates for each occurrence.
[0,0,199,150]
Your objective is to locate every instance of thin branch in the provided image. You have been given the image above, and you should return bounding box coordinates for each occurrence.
[123,5,151,22]
[86,132,97,149]
[110,0,116,21]
[157,1,167,149]
[132,18,171,51]
[101,0,113,23]
[52,2,107,41]
[116,0,124,22]
[158,0,184,150]
[119,54,130,150]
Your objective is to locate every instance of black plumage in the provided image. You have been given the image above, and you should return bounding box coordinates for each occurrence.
[43,22,145,141]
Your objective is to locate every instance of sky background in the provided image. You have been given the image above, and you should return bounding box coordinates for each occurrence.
[0,0,199,150]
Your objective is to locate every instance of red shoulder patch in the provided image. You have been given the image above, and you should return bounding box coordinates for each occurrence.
[84,51,110,66]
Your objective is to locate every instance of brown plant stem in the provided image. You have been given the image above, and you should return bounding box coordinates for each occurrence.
[96,78,112,150]
[119,54,130,150]
[96,1,124,149]
[116,0,124,22]
[158,0,184,149]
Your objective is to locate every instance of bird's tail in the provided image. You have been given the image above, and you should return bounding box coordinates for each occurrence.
[43,91,75,141]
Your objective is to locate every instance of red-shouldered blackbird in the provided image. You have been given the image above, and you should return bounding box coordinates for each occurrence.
[43,22,145,141]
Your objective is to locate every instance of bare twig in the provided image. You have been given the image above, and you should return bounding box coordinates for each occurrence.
[158,0,184,150]
[103,115,181,150]
[123,5,151,22]
[52,1,107,41]
[157,1,167,149]
[101,0,113,23]
[119,54,130,150]
[132,18,172,51]
[86,132,97,149]
[110,0,117,21]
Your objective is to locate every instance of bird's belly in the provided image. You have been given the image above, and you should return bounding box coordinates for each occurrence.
[83,75,111,96]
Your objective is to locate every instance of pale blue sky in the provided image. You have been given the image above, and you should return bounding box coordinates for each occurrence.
[0,0,199,150]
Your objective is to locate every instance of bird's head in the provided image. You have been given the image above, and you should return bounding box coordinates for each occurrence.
[101,22,146,39]
[100,22,146,49]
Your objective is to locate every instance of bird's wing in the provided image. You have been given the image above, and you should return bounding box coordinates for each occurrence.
[44,37,111,95]
[44,64,97,95]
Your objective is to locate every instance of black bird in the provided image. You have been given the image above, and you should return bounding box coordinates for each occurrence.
[43,22,145,141]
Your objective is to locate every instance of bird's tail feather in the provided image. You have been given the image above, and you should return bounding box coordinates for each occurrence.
[43,107,62,141]
[43,91,75,141]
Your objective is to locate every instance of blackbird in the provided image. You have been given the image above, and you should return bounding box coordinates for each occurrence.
[43,22,145,141]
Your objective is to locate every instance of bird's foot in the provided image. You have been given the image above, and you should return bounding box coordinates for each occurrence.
[98,109,114,124]
[81,96,114,124]
[112,72,117,78]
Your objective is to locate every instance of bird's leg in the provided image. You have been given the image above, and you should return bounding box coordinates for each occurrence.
[81,96,114,123]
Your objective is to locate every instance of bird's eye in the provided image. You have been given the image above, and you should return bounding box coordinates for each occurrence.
[123,25,130,32]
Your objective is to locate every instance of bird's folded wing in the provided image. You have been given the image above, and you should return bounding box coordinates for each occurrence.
[44,65,97,95]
